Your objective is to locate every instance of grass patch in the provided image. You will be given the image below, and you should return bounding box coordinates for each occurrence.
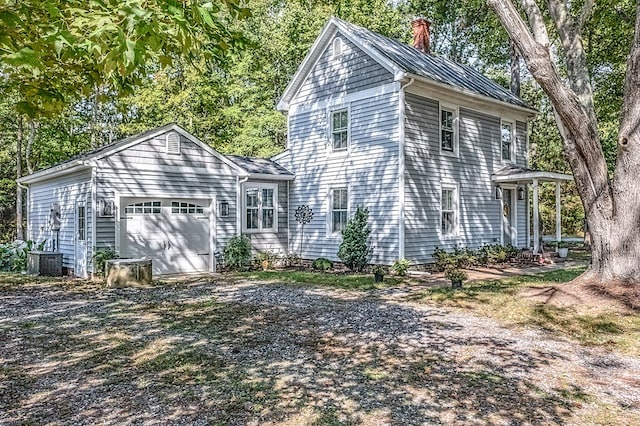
[414,267,640,355]
[236,270,403,290]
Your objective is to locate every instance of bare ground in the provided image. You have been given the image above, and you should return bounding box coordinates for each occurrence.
[1,277,639,425]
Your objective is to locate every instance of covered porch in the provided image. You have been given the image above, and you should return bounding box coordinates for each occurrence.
[492,166,574,253]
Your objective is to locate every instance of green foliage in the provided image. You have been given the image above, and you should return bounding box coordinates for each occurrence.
[92,247,119,278]
[391,259,412,276]
[312,257,333,271]
[337,206,371,271]
[255,250,278,269]
[0,0,250,117]
[281,252,301,267]
[371,264,389,276]
[3,240,46,272]
[433,244,519,272]
[445,268,467,285]
[223,235,252,270]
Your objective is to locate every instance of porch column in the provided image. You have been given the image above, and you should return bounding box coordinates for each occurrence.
[555,181,561,244]
[532,178,540,253]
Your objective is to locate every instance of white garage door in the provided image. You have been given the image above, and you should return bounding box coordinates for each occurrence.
[120,198,211,275]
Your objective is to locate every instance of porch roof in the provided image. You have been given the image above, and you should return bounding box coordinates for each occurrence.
[491,165,573,184]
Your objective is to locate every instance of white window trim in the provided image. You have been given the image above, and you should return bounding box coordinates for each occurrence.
[327,105,351,155]
[242,182,278,234]
[440,182,459,238]
[166,131,181,154]
[439,104,459,157]
[500,118,516,163]
[327,186,349,237]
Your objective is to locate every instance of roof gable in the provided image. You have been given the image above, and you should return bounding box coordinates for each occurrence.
[278,17,535,113]
[19,124,246,184]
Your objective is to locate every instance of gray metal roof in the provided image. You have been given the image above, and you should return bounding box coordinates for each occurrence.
[227,155,294,177]
[492,165,573,183]
[336,18,533,110]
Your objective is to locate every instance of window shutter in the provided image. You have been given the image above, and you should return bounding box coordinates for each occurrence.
[166,132,181,154]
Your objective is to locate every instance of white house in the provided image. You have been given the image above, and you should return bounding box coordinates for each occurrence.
[19,17,571,277]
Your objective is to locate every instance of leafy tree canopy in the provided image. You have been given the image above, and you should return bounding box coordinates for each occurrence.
[0,0,250,117]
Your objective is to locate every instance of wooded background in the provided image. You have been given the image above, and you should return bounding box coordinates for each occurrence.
[1,0,634,243]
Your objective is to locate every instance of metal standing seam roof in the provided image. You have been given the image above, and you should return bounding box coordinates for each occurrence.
[334,18,533,110]
[226,155,294,177]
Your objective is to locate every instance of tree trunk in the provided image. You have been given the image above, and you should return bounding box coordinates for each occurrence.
[509,41,521,96]
[487,0,640,284]
[16,117,24,241]
[25,119,37,175]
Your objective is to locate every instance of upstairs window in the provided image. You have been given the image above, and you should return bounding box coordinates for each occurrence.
[440,105,458,156]
[331,109,349,151]
[331,188,348,233]
[501,121,514,161]
[243,184,277,232]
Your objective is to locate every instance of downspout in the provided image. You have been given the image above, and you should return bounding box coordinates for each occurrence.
[398,77,414,260]
[90,165,97,277]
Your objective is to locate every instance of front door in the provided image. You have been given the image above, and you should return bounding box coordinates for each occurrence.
[75,201,88,278]
[502,188,516,245]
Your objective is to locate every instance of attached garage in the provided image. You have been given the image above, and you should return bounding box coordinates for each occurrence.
[119,198,213,275]
[19,124,293,278]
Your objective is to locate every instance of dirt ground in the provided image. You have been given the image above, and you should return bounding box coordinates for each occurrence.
[1,276,639,425]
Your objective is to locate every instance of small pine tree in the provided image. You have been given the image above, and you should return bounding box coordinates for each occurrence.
[337,206,371,271]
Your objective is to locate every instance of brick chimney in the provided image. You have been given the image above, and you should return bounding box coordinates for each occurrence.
[411,18,431,54]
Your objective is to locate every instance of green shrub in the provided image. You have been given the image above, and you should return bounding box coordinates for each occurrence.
[282,252,301,267]
[92,247,119,277]
[12,240,45,272]
[391,259,412,276]
[338,206,371,271]
[224,235,252,270]
[255,250,279,269]
[312,257,333,271]
[371,264,389,275]
[434,244,520,271]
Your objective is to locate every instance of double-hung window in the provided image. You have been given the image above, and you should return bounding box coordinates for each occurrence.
[243,184,277,232]
[440,105,458,155]
[441,185,458,236]
[331,188,348,233]
[331,109,349,151]
[501,120,514,161]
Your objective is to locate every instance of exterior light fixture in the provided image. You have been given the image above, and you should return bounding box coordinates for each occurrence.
[517,186,526,201]
[495,185,502,200]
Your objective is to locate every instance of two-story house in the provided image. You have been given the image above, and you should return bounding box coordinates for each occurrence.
[18,17,572,277]
[275,17,571,265]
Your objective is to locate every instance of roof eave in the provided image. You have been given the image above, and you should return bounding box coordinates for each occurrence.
[405,73,538,117]
[18,162,91,185]
[248,173,295,181]
[492,171,573,183]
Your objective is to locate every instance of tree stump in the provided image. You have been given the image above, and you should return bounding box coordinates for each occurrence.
[105,258,152,287]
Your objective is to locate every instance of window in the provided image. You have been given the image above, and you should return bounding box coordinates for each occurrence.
[441,186,457,236]
[501,121,514,161]
[171,202,204,215]
[243,184,278,232]
[77,205,86,241]
[440,105,458,155]
[331,109,349,151]
[125,201,161,215]
[332,188,348,233]
[166,131,181,154]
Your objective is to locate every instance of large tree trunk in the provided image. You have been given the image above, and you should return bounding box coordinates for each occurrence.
[16,117,24,241]
[486,0,640,283]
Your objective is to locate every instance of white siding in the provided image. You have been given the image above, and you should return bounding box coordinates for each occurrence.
[287,91,400,264]
[27,170,92,270]
[404,92,529,264]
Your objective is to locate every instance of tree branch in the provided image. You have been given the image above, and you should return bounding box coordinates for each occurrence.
[486,0,611,216]
[577,0,595,30]
[519,0,551,46]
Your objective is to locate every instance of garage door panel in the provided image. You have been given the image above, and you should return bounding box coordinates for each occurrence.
[121,198,211,275]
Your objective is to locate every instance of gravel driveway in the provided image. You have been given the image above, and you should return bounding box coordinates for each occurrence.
[1,278,639,425]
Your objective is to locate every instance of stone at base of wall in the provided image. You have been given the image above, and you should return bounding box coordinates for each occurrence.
[106,258,152,287]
